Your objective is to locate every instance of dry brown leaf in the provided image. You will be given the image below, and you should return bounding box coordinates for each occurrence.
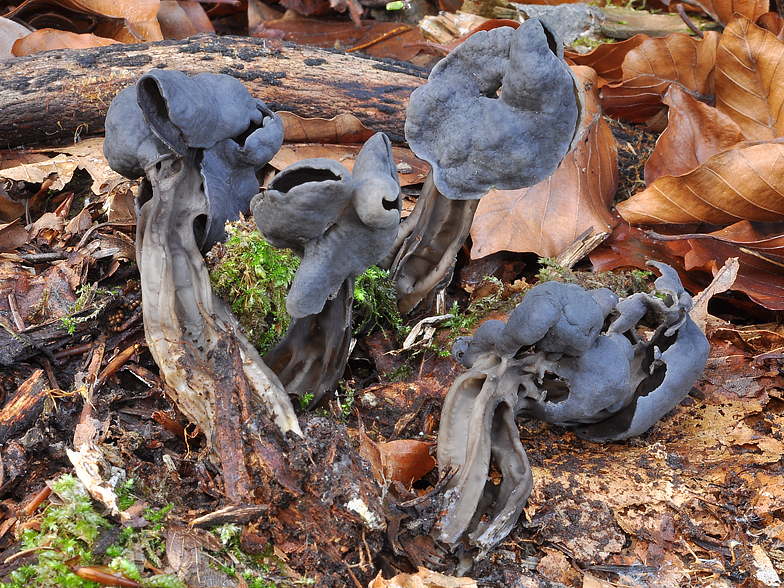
[358,432,436,488]
[11,29,120,56]
[0,152,79,190]
[157,0,201,40]
[583,574,622,588]
[690,0,767,27]
[369,568,477,588]
[601,32,720,122]
[618,140,784,225]
[0,193,25,224]
[756,12,784,41]
[715,14,784,140]
[5,0,135,42]
[536,549,581,585]
[0,220,29,252]
[79,0,163,42]
[470,66,617,259]
[689,256,740,332]
[166,522,234,587]
[1,138,120,195]
[0,16,31,59]
[176,1,214,33]
[565,34,648,86]
[269,144,429,187]
[252,18,430,62]
[644,84,744,184]
[279,112,376,144]
[590,220,784,310]
[695,219,784,262]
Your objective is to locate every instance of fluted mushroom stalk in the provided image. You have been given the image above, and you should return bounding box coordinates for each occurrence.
[104,71,299,501]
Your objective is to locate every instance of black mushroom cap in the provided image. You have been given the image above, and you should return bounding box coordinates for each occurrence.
[252,132,402,319]
[103,70,284,250]
[404,18,583,200]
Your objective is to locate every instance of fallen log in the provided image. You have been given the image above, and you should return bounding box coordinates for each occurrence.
[0,33,427,149]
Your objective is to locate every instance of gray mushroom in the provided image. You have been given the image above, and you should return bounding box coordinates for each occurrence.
[436,263,709,555]
[103,71,300,483]
[383,18,583,313]
[252,132,401,403]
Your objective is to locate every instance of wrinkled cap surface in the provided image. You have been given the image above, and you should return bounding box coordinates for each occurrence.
[136,70,274,154]
[253,133,401,318]
[103,70,284,250]
[404,18,582,200]
[104,86,171,179]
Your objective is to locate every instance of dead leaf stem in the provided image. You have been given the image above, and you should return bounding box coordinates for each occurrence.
[675,4,704,38]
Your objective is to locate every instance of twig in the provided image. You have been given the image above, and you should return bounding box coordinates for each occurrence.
[17,252,68,263]
[6,293,24,331]
[39,357,61,394]
[346,27,409,52]
[93,343,139,394]
[53,342,93,360]
[23,485,52,516]
[675,4,704,38]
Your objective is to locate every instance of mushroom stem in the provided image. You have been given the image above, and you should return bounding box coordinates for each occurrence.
[437,354,532,554]
[388,170,479,314]
[137,154,303,462]
[263,279,354,405]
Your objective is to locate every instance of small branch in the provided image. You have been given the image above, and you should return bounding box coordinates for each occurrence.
[675,4,704,38]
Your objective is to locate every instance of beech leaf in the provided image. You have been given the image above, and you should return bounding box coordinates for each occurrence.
[689,0,767,27]
[592,220,784,310]
[756,12,784,41]
[470,66,617,259]
[279,112,376,144]
[565,34,648,86]
[618,141,784,224]
[12,29,120,56]
[680,223,784,310]
[715,14,784,140]
[359,431,436,488]
[269,143,428,186]
[601,32,720,122]
[644,84,744,185]
[79,0,163,42]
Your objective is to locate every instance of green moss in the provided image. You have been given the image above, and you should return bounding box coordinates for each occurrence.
[209,221,299,354]
[536,257,652,297]
[352,266,401,335]
[569,36,613,50]
[210,222,401,353]
[4,475,183,588]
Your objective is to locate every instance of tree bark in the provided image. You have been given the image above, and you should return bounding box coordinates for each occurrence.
[0,33,427,149]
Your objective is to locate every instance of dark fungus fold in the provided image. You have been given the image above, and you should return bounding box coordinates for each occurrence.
[438,263,709,555]
[103,71,300,468]
[106,70,284,251]
[252,132,401,401]
[386,18,583,313]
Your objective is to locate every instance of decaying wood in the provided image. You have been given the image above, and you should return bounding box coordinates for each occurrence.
[241,415,387,586]
[0,369,47,444]
[0,295,139,367]
[0,33,426,149]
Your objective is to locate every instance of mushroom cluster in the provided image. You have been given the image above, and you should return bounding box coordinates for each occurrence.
[438,262,710,555]
[383,18,583,313]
